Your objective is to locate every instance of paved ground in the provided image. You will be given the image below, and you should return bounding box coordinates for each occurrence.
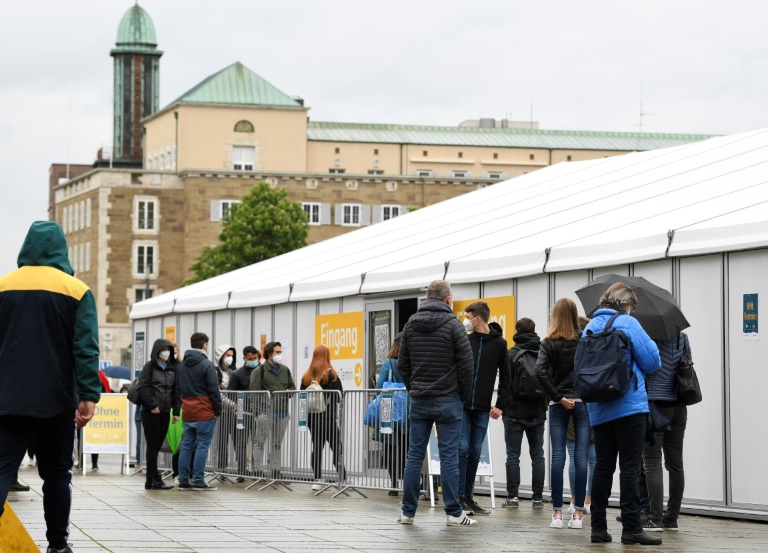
[9,461,768,552]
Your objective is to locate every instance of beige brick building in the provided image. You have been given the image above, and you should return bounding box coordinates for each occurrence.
[50,4,714,360]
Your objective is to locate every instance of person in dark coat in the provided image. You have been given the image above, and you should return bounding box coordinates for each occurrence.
[137,338,181,490]
[502,317,547,509]
[300,345,346,489]
[397,280,476,527]
[642,332,692,532]
[227,345,262,481]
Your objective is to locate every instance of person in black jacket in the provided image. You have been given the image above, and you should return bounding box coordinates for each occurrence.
[137,338,181,490]
[535,297,590,530]
[227,345,262,481]
[457,301,511,516]
[501,317,547,509]
[300,345,346,490]
[397,280,476,528]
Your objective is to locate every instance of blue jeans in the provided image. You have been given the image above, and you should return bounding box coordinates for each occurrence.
[502,416,545,500]
[458,408,490,498]
[549,402,591,510]
[567,439,596,498]
[178,418,217,486]
[402,396,463,518]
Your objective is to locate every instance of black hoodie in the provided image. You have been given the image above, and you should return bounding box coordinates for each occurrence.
[466,327,511,412]
[398,299,474,402]
[505,332,548,422]
[137,338,181,415]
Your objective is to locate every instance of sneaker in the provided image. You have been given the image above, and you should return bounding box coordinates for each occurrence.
[177,482,193,491]
[568,514,583,529]
[312,480,326,491]
[467,497,490,515]
[91,466,98,472]
[584,504,591,515]
[532,499,544,509]
[173,477,180,487]
[662,518,678,532]
[446,513,477,526]
[550,513,564,529]
[397,513,414,525]
[192,483,217,491]
[459,496,474,516]
[568,501,575,514]
[502,497,519,508]
[642,519,663,532]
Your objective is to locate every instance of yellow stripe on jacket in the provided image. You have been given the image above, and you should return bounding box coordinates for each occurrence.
[0,266,89,301]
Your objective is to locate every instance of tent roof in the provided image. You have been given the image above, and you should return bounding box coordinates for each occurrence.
[131,128,768,320]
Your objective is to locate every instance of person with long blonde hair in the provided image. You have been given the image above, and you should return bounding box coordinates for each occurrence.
[300,345,346,490]
[535,298,591,530]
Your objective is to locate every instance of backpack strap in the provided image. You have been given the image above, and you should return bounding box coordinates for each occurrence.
[604,313,622,332]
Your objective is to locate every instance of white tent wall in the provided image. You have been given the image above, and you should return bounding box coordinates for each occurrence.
[233,309,252,356]
[213,311,233,353]
[726,251,768,508]
[679,255,725,506]
[178,314,195,353]
[296,301,317,369]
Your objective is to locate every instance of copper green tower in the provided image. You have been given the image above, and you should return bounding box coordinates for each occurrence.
[110,3,161,166]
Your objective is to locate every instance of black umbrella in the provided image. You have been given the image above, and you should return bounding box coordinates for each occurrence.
[575,274,690,341]
[101,365,132,379]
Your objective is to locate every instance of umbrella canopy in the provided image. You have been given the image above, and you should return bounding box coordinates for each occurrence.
[102,365,131,379]
[575,274,690,341]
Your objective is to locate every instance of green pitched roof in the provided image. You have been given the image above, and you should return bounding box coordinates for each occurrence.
[306,121,713,152]
[171,62,303,108]
[114,4,158,53]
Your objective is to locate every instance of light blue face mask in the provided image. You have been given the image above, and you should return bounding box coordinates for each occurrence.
[246,360,260,369]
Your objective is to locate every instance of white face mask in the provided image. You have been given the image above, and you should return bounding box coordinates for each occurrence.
[222,356,233,367]
[272,354,284,364]
[159,350,171,361]
[463,317,475,332]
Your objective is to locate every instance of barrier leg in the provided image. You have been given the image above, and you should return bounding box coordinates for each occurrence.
[0,502,38,553]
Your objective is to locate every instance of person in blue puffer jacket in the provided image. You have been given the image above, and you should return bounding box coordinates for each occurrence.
[584,283,661,546]
[642,332,691,532]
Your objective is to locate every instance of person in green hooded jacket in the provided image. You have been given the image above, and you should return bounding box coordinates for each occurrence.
[0,221,101,553]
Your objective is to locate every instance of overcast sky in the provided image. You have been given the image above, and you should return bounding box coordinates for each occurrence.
[1,0,766,275]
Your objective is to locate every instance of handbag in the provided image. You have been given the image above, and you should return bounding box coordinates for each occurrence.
[676,356,702,405]
[382,362,408,426]
[648,401,672,433]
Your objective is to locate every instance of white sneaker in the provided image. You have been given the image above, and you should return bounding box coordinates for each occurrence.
[312,480,325,491]
[173,477,179,487]
[568,502,575,514]
[584,504,591,515]
[550,514,564,529]
[446,513,477,527]
[568,514,583,529]
[397,513,414,525]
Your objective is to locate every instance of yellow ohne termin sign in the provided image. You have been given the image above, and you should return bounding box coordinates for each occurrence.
[315,312,363,359]
[83,394,129,454]
[453,296,516,342]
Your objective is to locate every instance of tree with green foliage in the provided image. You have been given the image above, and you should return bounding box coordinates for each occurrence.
[184,183,308,285]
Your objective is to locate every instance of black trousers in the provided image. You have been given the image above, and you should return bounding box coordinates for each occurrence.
[383,431,408,487]
[307,413,345,481]
[141,410,170,478]
[644,402,687,522]
[0,411,75,549]
[591,413,646,534]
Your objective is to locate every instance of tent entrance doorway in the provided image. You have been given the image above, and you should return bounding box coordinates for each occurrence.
[364,298,418,388]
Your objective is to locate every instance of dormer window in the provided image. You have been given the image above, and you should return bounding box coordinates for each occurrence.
[234,120,254,132]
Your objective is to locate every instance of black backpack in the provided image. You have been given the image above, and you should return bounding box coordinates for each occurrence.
[573,313,636,402]
[511,348,545,399]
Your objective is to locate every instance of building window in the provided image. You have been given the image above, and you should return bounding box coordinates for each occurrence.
[567,155,573,161]
[368,170,384,175]
[135,244,156,276]
[79,201,86,229]
[221,200,241,221]
[382,205,401,221]
[61,206,67,233]
[302,202,321,225]
[374,148,379,155]
[135,288,154,303]
[79,244,85,274]
[159,152,165,169]
[146,156,152,169]
[334,147,340,154]
[73,203,79,232]
[233,146,255,171]
[166,148,172,169]
[329,168,346,174]
[341,203,361,226]
[136,199,157,231]
[493,153,498,159]
[85,198,91,228]
[423,150,428,157]
[234,120,254,132]
[85,243,91,272]
[416,170,434,177]
[72,245,78,272]
[458,152,463,158]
